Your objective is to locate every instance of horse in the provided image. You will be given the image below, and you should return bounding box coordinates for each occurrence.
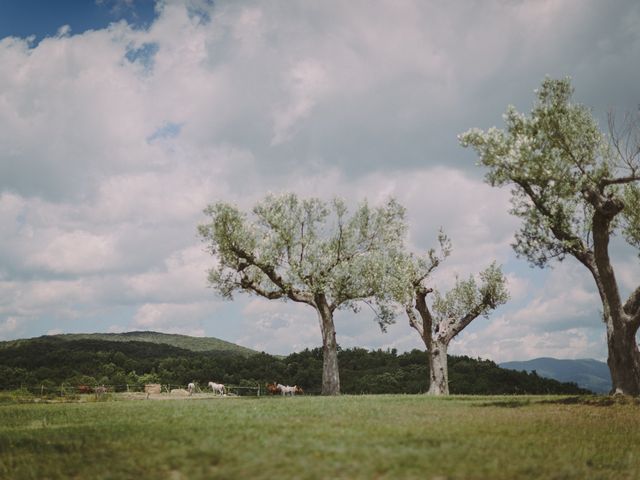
[77,385,93,394]
[187,382,196,396]
[278,384,300,396]
[208,382,225,395]
[266,382,280,395]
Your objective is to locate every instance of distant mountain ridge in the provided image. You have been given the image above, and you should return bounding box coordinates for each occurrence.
[500,357,611,394]
[0,331,259,357]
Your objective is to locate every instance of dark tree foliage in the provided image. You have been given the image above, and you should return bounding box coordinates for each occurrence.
[0,337,588,395]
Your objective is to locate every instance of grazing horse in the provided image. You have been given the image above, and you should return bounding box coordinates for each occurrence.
[94,385,107,398]
[187,382,196,396]
[77,385,93,394]
[208,382,225,395]
[266,382,280,395]
[278,384,300,396]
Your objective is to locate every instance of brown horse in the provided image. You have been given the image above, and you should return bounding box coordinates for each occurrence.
[266,382,281,395]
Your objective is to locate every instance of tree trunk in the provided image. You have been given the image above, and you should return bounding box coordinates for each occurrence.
[589,213,640,396]
[605,319,640,395]
[316,296,340,395]
[427,340,449,395]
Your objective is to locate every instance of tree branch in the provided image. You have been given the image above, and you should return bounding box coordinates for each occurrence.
[330,287,377,312]
[443,306,483,343]
[599,175,640,189]
[405,306,423,337]
[229,244,313,304]
[239,275,286,300]
[623,285,640,317]
[516,178,592,266]
[412,260,441,287]
[591,209,624,320]
[413,287,434,348]
[441,287,504,343]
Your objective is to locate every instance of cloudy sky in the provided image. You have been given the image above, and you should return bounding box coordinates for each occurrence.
[1,0,639,361]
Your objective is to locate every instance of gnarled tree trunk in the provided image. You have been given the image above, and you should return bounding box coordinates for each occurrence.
[427,340,449,395]
[316,295,340,395]
[605,319,640,395]
[406,298,452,396]
[591,207,640,395]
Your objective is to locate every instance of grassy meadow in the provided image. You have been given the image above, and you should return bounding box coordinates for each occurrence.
[1,394,639,479]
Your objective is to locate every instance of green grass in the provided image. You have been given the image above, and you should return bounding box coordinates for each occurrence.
[1,395,639,479]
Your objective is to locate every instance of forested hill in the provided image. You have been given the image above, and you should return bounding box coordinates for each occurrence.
[0,331,258,356]
[0,335,590,395]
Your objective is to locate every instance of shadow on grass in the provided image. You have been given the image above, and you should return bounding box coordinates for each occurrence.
[476,395,640,408]
[539,395,640,407]
[475,399,532,408]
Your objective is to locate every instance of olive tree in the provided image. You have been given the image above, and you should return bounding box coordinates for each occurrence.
[460,77,640,395]
[401,234,508,395]
[198,193,406,395]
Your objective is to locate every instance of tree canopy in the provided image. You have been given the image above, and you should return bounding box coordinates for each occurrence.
[460,77,640,268]
[198,193,408,394]
[460,77,640,394]
[199,194,406,319]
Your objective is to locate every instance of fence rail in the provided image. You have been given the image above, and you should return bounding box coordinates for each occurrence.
[0,383,263,397]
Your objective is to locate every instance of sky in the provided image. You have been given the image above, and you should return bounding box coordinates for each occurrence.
[1,0,639,361]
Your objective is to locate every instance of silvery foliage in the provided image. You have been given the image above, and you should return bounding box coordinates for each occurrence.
[198,193,408,329]
[431,262,509,329]
[459,77,640,267]
[401,232,509,340]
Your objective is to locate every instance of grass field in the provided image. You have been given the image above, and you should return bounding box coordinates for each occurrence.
[0,395,639,479]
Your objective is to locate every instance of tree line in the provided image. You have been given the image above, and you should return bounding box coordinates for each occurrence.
[0,337,587,395]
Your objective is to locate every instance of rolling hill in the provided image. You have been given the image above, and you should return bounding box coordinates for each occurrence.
[0,331,258,356]
[500,357,611,394]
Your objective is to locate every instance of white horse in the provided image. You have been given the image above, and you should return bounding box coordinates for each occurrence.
[278,384,298,396]
[208,382,225,395]
[187,382,196,396]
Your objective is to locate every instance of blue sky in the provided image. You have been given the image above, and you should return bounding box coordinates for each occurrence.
[1,0,639,361]
[0,0,156,40]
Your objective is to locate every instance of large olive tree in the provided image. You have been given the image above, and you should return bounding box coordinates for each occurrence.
[402,234,508,395]
[198,193,406,395]
[460,78,640,395]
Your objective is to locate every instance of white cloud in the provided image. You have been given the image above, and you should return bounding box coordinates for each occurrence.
[0,317,19,338]
[271,59,330,145]
[1,0,639,363]
[131,301,217,336]
[237,300,318,354]
[28,230,119,274]
[450,261,606,362]
[125,245,213,303]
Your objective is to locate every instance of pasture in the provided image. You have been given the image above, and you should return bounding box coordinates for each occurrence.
[0,395,639,479]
